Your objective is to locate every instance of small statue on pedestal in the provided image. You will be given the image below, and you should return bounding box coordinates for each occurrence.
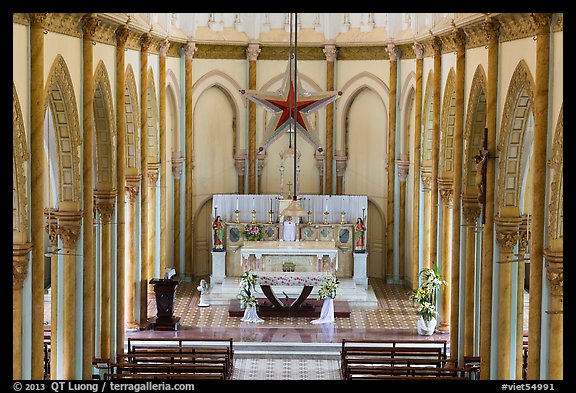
[354,217,367,253]
[197,279,209,307]
[212,216,224,251]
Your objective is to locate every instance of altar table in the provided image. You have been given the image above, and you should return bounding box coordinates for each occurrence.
[255,271,329,310]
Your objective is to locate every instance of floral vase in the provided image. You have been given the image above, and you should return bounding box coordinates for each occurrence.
[417,316,437,335]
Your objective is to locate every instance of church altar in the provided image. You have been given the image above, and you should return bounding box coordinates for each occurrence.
[240,240,338,273]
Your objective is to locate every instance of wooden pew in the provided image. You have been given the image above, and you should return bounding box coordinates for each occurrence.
[110,361,227,379]
[105,372,224,380]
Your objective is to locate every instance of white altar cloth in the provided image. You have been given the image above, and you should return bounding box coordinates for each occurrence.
[240,240,339,271]
[256,271,326,286]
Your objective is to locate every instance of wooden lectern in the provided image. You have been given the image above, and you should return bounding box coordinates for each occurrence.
[149,278,180,331]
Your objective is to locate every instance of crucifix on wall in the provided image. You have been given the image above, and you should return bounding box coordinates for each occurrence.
[475,127,489,225]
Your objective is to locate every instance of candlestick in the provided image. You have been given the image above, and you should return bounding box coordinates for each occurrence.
[235,209,240,223]
[251,209,256,224]
[340,211,345,225]
[323,211,329,225]
[307,210,312,225]
[268,209,273,224]
[236,197,239,211]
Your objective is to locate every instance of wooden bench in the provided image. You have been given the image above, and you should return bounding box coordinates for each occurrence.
[110,361,227,379]
[105,372,224,380]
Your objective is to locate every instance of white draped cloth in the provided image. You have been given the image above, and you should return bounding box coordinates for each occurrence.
[241,305,264,323]
[283,220,296,241]
[310,298,335,324]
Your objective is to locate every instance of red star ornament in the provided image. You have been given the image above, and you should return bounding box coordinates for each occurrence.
[241,56,341,152]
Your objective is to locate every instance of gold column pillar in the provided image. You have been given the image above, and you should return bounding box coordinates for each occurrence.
[247,43,261,194]
[115,23,129,357]
[55,210,83,380]
[44,209,59,379]
[13,242,32,380]
[234,154,246,194]
[94,190,115,360]
[437,179,453,333]
[159,39,169,278]
[124,175,141,329]
[479,19,500,380]
[495,215,520,380]
[450,28,466,363]
[421,168,433,270]
[411,43,424,290]
[386,44,400,282]
[397,160,410,281]
[184,41,196,277]
[147,163,160,289]
[516,215,530,379]
[335,155,347,195]
[544,248,563,380]
[172,156,184,272]
[324,44,336,194]
[527,13,552,380]
[29,12,47,380]
[80,14,98,379]
[462,195,481,357]
[430,36,442,270]
[139,32,151,326]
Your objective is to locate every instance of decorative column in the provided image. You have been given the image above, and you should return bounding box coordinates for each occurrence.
[315,151,325,195]
[397,159,410,281]
[411,42,424,290]
[247,42,261,194]
[184,41,196,277]
[13,242,32,380]
[29,12,47,380]
[494,215,520,380]
[479,19,500,380]
[234,153,247,194]
[172,156,184,273]
[527,13,552,380]
[147,163,160,290]
[450,28,466,363]
[55,210,83,380]
[421,168,433,270]
[44,209,59,379]
[94,190,116,360]
[257,150,266,194]
[437,179,453,333]
[115,22,129,358]
[462,195,481,357]
[323,44,336,194]
[430,36,442,270]
[124,175,141,329]
[334,154,347,195]
[81,14,99,379]
[516,215,530,379]
[386,43,400,283]
[139,32,151,326]
[544,248,563,380]
[159,38,169,280]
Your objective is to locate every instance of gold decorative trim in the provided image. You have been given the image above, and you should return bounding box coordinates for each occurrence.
[498,13,552,43]
[13,13,29,25]
[440,69,456,176]
[146,71,159,161]
[421,71,434,164]
[463,66,487,193]
[125,65,140,171]
[13,243,32,290]
[94,61,117,188]
[337,46,389,60]
[13,84,29,236]
[547,105,563,242]
[259,45,325,60]
[44,13,81,38]
[193,43,246,59]
[552,13,563,32]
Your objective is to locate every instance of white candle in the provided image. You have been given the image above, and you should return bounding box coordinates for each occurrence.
[270,198,272,211]
[252,197,255,210]
[236,197,239,210]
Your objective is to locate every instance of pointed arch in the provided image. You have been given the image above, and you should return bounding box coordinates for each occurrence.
[13,84,29,239]
[497,60,536,210]
[400,71,416,158]
[547,104,563,241]
[421,70,434,165]
[166,69,181,155]
[439,68,456,177]
[146,68,159,161]
[463,65,488,194]
[93,60,116,189]
[44,54,81,205]
[125,65,140,173]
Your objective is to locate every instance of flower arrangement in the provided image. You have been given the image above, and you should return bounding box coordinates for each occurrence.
[317,274,340,300]
[409,264,447,323]
[237,270,259,308]
[243,223,264,241]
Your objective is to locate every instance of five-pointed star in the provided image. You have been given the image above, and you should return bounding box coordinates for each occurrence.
[241,56,341,152]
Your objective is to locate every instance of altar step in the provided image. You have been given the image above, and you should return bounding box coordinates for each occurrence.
[233,342,341,360]
[204,277,378,309]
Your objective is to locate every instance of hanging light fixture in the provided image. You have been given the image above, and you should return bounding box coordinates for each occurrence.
[281,13,307,218]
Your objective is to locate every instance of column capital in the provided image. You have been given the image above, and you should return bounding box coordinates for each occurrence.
[44,208,59,246]
[518,214,531,254]
[158,38,170,57]
[139,32,152,52]
[438,178,454,205]
[147,162,160,184]
[431,36,443,54]
[544,248,563,297]
[80,14,100,39]
[28,13,48,28]
[183,41,197,60]
[115,24,130,47]
[334,155,348,176]
[531,13,553,35]
[125,175,141,202]
[494,215,520,252]
[54,210,83,250]
[462,196,481,225]
[323,44,337,62]
[421,167,433,190]
[412,42,425,59]
[94,190,117,223]
[234,154,247,176]
[396,160,410,181]
[257,151,266,172]
[480,20,500,44]
[386,43,401,61]
[246,42,261,61]
[171,155,185,179]
[453,28,467,52]
[13,243,32,290]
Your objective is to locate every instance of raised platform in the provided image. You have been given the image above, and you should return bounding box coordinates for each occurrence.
[228,299,350,318]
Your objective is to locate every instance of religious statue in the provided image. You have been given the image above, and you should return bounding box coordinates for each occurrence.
[474,150,488,205]
[212,216,224,251]
[197,279,209,307]
[354,217,367,253]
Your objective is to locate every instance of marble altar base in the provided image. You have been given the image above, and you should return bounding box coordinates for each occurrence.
[228,298,351,318]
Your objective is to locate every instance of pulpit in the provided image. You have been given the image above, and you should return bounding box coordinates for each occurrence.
[149,278,180,331]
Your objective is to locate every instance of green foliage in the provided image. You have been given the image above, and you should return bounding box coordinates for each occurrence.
[243,223,265,241]
[237,270,259,308]
[409,264,447,323]
[317,274,339,300]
